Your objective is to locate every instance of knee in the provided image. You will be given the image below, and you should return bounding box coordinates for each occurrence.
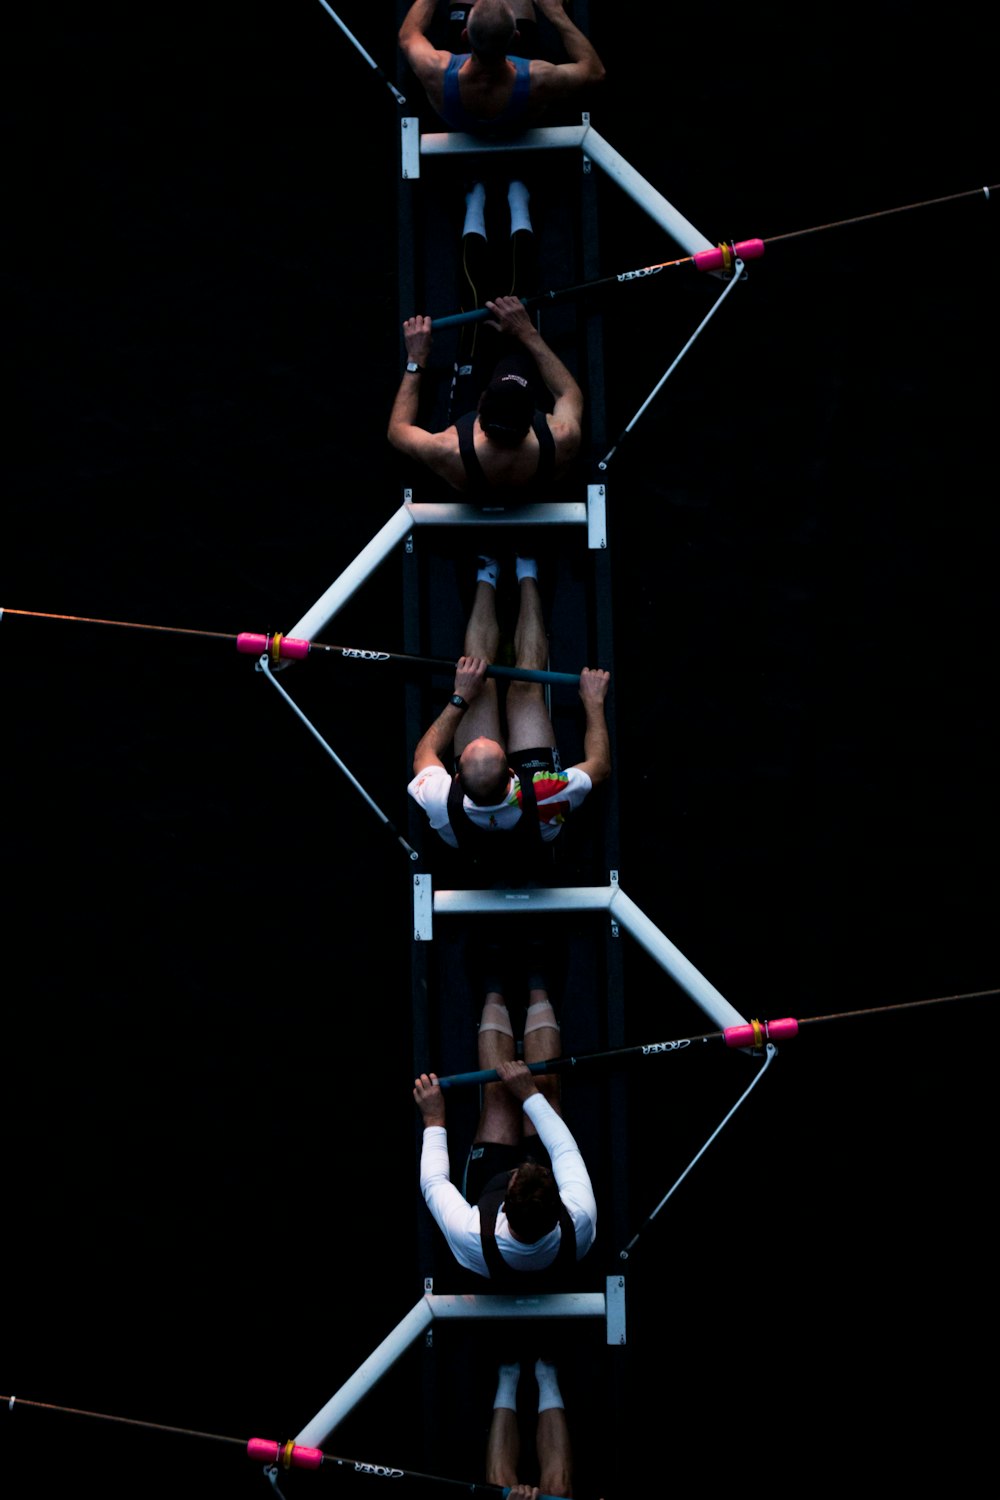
[539,1464,572,1497]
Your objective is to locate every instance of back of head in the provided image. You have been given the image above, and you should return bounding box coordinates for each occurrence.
[457,738,509,805]
[505,1161,560,1242]
[478,370,533,447]
[466,0,517,64]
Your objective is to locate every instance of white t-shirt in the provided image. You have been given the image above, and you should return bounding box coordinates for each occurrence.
[407,763,593,848]
[419,1093,597,1278]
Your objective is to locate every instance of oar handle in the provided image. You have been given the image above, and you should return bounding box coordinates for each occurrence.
[431,306,491,330]
[487,664,580,687]
[439,1060,560,1091]
[431,296,534,331]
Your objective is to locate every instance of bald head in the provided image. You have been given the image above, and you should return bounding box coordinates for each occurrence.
[466,0,518,63]
[457,737,509,805]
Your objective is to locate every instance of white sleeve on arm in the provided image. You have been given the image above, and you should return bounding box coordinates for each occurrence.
[418,1125,486,1275]
[522,1094,597,1256]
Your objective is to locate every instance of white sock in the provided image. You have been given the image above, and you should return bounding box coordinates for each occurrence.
[477,555,499,589]
[535,1358,564,1413]
[515,555,537,584]
[494,1361,521,1411]
[463,182,487,240]
[508,179,532,237]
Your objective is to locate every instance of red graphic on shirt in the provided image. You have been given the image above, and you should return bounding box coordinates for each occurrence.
[514,772,570,825]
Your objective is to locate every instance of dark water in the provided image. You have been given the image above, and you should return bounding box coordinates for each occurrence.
[5,4,996,1494]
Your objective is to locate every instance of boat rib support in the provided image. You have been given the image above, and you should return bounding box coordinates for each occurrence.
[428,883,746,1029]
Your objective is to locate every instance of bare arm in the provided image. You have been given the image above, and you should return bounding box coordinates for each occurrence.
[412,656,490,773]
[530,0,606,97]
[484,296,583,456]
[574,667,611,786]
[387,314,457,475]
[398,0,451,85]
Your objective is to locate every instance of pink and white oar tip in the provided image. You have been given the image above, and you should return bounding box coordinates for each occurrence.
[723,1017,799,1049]
[236,632,311,662]
[247,1437,324,1470]
[693,238,766,273]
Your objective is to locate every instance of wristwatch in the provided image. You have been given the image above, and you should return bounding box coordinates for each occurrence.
[405,360,424,374]
[449,693,469,712]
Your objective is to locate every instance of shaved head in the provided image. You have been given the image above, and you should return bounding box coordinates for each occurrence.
[466,0,518,63]
[457,737,509,805]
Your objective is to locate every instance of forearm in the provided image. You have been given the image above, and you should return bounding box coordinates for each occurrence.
[388,374,422,445]
[399,0,437,46]
[582,704,610,780]
[517,328,581,406]
[412,700,467,773]
[545,9,605,78]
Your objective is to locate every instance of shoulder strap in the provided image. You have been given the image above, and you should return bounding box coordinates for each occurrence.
[478,1187,508,1279]
[446,772,476,850]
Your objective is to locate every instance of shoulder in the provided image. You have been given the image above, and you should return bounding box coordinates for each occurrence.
[400,34,453,87]
[408,763,451,797]
[393,422,461,470]
[526,57,580,100]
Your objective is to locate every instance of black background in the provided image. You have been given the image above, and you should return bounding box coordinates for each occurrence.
[5,3,997,1495]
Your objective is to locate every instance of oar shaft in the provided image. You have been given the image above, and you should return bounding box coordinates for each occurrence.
[430,256,691,330]
[437,1033,728,1089]
[304,642,581,686]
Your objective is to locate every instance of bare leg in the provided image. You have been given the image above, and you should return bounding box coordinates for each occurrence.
[456,579,503,757]
[485,1406,521,1488]
[521,986,561,1135]
[506,576,556,753]
[536,1407,573,1498]
[474,991,522,1144]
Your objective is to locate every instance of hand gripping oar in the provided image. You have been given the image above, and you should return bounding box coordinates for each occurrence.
[0,609,584,686]
[314,0,406,106]
[2,1395,563,1498]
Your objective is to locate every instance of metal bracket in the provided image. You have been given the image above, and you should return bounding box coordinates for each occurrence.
[413,873,433,941]
[401,117,420,179]
[606,1274,627,1345]
[609,869,620,938]
[587,483,607,550]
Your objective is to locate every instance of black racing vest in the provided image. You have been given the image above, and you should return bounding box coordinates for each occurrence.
[455,409,556,499]
[446,769,549,883]
[477,1174,577,1284]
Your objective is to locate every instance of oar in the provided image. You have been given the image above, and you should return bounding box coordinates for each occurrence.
[1,609,584,685]
[430,182,996,330]
[434,989,998,1088]
[2,1395,563,1497]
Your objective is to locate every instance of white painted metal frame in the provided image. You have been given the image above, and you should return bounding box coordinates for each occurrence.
[413,876,747,1032]
[402,118,715,260]
[294,1290,609,1448]
[288,498,591,644]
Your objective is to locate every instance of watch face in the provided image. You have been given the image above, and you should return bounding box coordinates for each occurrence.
[406,361,420,373]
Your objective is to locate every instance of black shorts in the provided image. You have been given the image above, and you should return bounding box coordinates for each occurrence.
[510,746,563,776]
[463,1138,553,1205]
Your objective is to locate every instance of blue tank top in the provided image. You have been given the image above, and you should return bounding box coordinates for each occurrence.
[439,54,532,133]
